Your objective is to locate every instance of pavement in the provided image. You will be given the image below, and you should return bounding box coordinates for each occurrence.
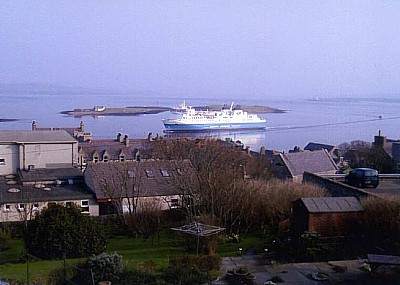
[211,249,400,285]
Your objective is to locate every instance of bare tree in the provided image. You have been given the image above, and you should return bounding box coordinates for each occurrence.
[151,138,261,234]
[100,162,143,232]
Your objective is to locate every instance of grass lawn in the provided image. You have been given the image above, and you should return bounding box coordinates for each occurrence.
[0,230,264,282]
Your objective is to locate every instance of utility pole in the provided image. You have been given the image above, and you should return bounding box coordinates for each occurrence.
[26,251,29,285]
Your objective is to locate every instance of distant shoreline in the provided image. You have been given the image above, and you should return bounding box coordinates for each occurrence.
[0,119,17,122]
[61,105,286,117]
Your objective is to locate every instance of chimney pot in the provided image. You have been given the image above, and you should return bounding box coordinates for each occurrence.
[124,135,129,146]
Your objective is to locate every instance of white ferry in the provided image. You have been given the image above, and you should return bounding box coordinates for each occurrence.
[163,102,267,132]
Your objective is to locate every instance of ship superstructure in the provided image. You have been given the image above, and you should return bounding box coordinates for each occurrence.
[163,102,267,132]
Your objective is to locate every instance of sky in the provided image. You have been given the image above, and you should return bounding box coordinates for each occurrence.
[1,1,400,99]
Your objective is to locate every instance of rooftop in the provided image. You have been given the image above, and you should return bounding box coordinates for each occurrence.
[0,130,76,143]
[0,175,93,204]
[299,197,364,213]
[282,150,338,177]
[84,160,192,200]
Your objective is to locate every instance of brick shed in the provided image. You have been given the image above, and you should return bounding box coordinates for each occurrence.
[292,197,364,238]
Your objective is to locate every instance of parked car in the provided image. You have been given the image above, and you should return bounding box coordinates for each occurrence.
[345,168,379,188]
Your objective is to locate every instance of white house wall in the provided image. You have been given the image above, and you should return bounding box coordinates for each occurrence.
[121,195,182,213]
[0,199,99,223]
[21,143,77,170]
[0,144,19,175]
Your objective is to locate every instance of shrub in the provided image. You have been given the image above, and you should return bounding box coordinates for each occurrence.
[24,204,107,259]
[87,252,123,284]
[361,197,400,254]
[163,255,221,285]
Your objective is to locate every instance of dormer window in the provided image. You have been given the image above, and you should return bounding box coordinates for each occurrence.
[93,156,99,163]
[102,151,110,163]
[119,155,125,162]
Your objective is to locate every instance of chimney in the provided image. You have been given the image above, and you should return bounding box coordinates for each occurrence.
[32,120,37,131]
[245,146,251,155]
[260,146,266,155]
[80,121,84,131]
[124,135,129,146]
[374,129,386,149]
[117,133,123,142]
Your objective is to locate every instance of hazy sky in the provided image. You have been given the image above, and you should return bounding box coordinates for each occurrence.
[1,1,400,99]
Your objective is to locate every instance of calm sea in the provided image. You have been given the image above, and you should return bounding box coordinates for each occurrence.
[1,92,399,152]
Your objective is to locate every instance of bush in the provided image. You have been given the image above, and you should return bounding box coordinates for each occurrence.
[88,252,123,284]
[24,204,107,259]
[119,268,162,285]
[163,255,221,284]
[362,197,400,254]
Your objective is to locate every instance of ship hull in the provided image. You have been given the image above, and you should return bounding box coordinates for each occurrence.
[163,121,267,132]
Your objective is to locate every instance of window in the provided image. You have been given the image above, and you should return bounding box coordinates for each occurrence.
[0,158,5,165]
[48,202,56,208]
[160,169,170,177]
[93,156,99,163]
[103,155,109,163]
[81,200,89,213]
[4,204,11,212]
[119,155,125,162]
[65,201,73,208]
[32,203,39,211]
[18,204,25,211]
[171,199,179,208]
[146,170,155,178]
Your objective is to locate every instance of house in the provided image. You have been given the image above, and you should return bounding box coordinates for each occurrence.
[0,168,98,222]
[77,134,154,170]
[31,120,93,142]
[84,160,191,215]
[304,142,337,154]
[269,149,338,183]
[0,130,78,176]
[291,196,364,239]
[374,131,400,172]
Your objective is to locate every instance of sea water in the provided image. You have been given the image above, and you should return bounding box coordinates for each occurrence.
[1,92,399,152]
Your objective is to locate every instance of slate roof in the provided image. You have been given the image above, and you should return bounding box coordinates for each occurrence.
[0,130,76,143]
[84,160,191,200]
[79,138,152,161]
[0,176,93,204]
[299,197,364,213]
[304,142,335,153]
[281,149,337,177]
[18,167,83,183]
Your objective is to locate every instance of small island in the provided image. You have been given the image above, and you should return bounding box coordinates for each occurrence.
[61,104,285,117]
[61,106,174,117]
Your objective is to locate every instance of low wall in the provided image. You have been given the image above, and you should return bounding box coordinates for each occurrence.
[303,172,373,199]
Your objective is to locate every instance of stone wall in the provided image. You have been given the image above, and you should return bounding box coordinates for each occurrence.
[303,172,372,199]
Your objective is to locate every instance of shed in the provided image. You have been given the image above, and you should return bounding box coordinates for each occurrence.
[292,197,364,238]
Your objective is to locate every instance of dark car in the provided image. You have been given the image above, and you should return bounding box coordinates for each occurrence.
[345,168,379,188]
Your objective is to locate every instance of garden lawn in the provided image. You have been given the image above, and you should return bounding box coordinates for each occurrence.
[0,231,264,281]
